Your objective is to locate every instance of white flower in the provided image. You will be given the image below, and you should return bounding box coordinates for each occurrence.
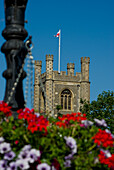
[35,113,40,117]
[94,118,107,127]
[4,151,16,160]
[37,163,51,170]
[81,120,93,127]
[7,162,17,170]
[27,149,41,163]
[105,129,111,134]
[65,153,73,160]
[0,142,11,154]
[18,150,28,159]
[94,157,99,164]
[16,159,30,170]
[22,145,31,152]
[52,166,56,170]
[64,136,77,150]
[30,149,40,157]
[0,137,4,144]
[0,160,7,170]
[101,149,112,158]
[18,145,32,160]
[105,129,114,138]
[71,145,77,154]
[64,160,71,168]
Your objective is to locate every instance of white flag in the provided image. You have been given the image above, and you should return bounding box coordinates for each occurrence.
[54,30,60,37]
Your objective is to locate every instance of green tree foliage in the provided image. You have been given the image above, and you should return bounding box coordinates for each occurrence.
[80,91,114,134]
[56,105,62,112]
[56,105,63,117]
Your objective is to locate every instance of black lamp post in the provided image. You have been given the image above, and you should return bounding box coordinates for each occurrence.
[1,0,30,112]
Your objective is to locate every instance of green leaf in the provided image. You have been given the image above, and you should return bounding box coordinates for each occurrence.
[23,134,29,143]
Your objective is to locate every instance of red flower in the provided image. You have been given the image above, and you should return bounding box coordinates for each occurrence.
[52,158,60,170]
[98,150,114,169]
[56,113,87,128]
[17,108,49,134]
[0,101,12,117]
[92,129,114,148]
[15,140,19,145]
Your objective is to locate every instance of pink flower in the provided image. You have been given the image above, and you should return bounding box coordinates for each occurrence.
[79,124,85,127]
[15,140,19,145]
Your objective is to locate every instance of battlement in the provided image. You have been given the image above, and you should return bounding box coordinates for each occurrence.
[61,71,66,75]
[53,71,81,82]
[46,54,53,61]
[35,60,42,66]
[54,71,66,76]
[76,72,81,76]
[54,72,81,77]
[81,57,90,63]
[67,63,75,69]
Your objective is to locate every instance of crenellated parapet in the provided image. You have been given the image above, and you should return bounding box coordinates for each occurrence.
[35,60,42,74]
[81,57,90,64]
[46,54,53,61]
[35,60,42,66]
[60,71,66,76]
[53,71,81,82]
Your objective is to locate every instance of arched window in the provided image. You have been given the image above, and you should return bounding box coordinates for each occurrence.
[61,89,72,110]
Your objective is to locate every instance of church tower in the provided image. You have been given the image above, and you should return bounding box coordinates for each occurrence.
[34,55,90,114]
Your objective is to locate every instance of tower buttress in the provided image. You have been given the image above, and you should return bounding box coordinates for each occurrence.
[34,60,42,112]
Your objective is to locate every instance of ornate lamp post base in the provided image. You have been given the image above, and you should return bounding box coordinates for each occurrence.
[1,0,29,113]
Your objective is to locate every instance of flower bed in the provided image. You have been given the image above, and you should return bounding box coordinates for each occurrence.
[0,101,114,170]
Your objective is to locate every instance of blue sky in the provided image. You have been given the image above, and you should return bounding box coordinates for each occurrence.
[0,0,114,108]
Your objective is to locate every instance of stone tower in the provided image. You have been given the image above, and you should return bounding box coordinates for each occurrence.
[34,60,42,111]
[45,55,53,113]
[67,63,75,76]
[34,55,90,114]
[80,57,90,101]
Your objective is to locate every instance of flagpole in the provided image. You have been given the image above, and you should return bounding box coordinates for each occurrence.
[58,29,61,74]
